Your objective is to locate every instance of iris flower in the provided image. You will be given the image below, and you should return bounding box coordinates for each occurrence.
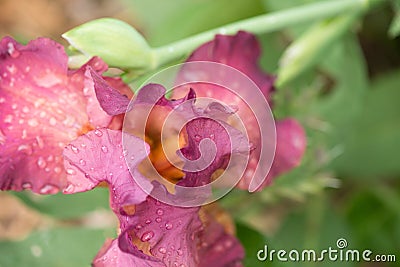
[1,31,306,266]
[63,84,246,266]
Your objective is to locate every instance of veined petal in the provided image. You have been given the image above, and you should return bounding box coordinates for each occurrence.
[0,36,129,194]
[93,239,164,267]
[63,128,152,212]
[175,31,306,190]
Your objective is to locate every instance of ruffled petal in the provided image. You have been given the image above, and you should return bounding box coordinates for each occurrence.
[118,183,202,267]
[93,239,164,267]
[0,37,128,194]
[63,128,152,212]
[184,31,275,102]
[175,31,306,190]
[89,67,132,116]
[198,220,244,267]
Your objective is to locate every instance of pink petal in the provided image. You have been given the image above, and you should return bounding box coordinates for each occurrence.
[118,184,202,267]
[198,220,244,267]
[63,128,152,211]
[89,67,131,116]
[185,31,275,102]
[93,239,164,267]
[0,37,127,194]
[174,32,306,190]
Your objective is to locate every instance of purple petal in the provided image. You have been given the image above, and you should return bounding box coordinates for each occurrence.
[63,128,152,210]
[88,67,131,116]
[93,239,164,267]
[0,37,129,194]
[118,183,202,267]
[184,31,275,102]
[174,32,307,190]
[198,220,244,267]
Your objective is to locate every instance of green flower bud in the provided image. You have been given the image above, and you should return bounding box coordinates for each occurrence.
[276,14,359,88]
[62,18,154,70]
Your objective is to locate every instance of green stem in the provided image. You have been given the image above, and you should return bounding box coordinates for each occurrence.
[152,0,385,67]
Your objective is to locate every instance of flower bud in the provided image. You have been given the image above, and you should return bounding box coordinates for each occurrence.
[276,14,358,87]
[63,18,154,70]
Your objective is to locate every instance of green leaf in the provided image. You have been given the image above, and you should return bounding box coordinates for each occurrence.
[0,227,115,267]
[331,69,400,177]
[276,14,360,87]
[271,194,354,267]
[13,188,109,219]
[236,222,276,267]
[389,0,400,38]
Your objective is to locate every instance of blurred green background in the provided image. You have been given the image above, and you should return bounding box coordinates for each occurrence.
[0,0,399,266]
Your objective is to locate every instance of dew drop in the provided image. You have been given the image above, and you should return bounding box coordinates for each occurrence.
[17,144,32,155]
[101,145,108,153]
[49,117,57,126]
[140,231,154,242]
[165,222,173,230]
[4,114,13,124]
[64,184,75,193]
[79,159,86,166]
[156,208,164,216]
[145,219,152,224]
[37,157,46,169]
[135,224,143,230]
[0,129,6,145]
[155,217,162,223]
[40,184,58,194]
[158,247,167,254]
[22,182,32,189]
[194,134,201,141]
[94,129,103,137]
[22,106,30,113]
[70,145,79,154]
[66,168,76,175]
[54,167,62,174]
[7,42,20,58]
[28,118,39,127]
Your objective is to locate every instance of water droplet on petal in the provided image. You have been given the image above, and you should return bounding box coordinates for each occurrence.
[140,231,154,242]
[135,224,143,230]
[156,208,164,216]
[66,168,76,175]
[158,247,167,254]
[0,129,6,145]
[194,134,201,141]
[79,159,86,166]
[155,217,162,223]
[165,222,173,230]
[49,117,57,126]
[22,106,30,113]
[17,144,32,155]
[54,167,62,174]
[145,219,152,224]
[40,184,58,194]
[22,182,32,189]
[70,145,79,154]
[37,157,46,169]
[64,184,75,193]
[101,145,108,153]
[7,42,20,58]
[94,129,103,137]
[177,249,183,256]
